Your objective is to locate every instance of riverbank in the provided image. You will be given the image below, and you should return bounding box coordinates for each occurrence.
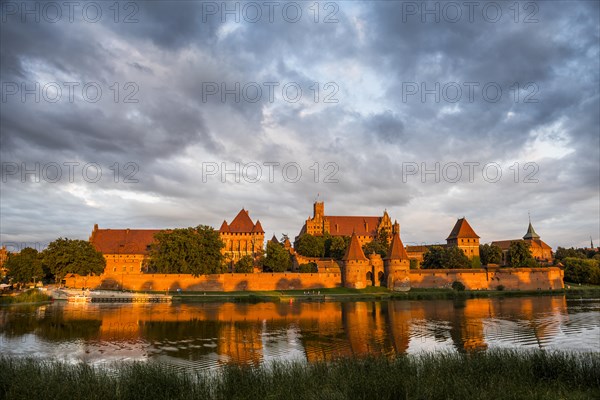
[166,284,600,303]
[0,289,52,305]
[1,350,598,400]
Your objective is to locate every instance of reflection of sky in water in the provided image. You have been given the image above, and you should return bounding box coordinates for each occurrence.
[406,320,455,354]
[1,297,598,371]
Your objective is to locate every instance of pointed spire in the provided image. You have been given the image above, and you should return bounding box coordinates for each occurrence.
[219,220,230,233]
[447,217,480,240]
[343,232,368,261]
[228,209,256,232]
[252,220,265,233]
[385,230,409,260]
[523,219,540,240]
[270,234,279,244]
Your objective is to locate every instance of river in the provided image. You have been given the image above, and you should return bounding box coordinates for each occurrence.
[1,296,598,371]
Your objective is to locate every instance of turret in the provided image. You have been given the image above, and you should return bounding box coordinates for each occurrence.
[384,230,411,291]
[342,232,369,289]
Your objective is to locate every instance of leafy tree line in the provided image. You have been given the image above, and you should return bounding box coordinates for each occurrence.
[4,238,105,286]
[479,244,502,265]
[421,246,472,269]
[506,241,539,268]
[554,247,600,262]
[295,230,391,260]
[562,258,600,285]
[295,234,350,259]
[147,226,226,276]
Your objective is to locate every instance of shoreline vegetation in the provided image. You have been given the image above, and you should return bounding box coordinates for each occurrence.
[0,289,52,305]
[1,351,599,400]
[173,285,600,303]
[2,285,600,305]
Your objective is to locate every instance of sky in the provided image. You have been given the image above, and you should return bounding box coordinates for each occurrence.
[1,0,599,252]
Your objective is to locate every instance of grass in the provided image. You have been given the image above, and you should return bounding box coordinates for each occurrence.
[1,350,598,400]
[171,285,600,303]
[0,289,52,305]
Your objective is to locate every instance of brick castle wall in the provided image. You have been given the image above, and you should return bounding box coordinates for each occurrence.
[409,267,564,291]
[65,267,563,292]
[65,271,342,291]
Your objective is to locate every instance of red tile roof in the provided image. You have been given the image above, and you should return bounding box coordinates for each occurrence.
[343,232,368,261]
[227,209,259,233]
[252,220,264,233]
[385,231,409,260]
[447,218,480,240]
[90,228,161,254]
[327,216,381,236]
[492,239,552,251]
[219,220,230,233]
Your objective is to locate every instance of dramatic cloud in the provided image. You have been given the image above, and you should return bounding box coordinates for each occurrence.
[1,0,598,250]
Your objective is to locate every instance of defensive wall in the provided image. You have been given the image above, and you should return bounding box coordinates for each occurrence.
[65,267,564,291]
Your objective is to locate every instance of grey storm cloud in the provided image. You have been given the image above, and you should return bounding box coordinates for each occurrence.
[1,0,598,249]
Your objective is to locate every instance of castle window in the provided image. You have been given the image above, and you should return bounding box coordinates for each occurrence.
[113,267,116,272]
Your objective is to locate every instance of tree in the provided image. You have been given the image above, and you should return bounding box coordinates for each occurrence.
[554,247,587,262]
[327,236,349,259]
[377,229,390,246]
[42,238,106,282]
[563,257,600,284]
[148,225,225,276]
[362,239,388,258]
[409,259,418,269]
[5,248,43,286]
[422,246,471,269]
[263,241,291,272]
[298,262,318,273]
[234,256,255,273]
[295,234,325,258]
[507,241,535,268]
[480,244,502,265]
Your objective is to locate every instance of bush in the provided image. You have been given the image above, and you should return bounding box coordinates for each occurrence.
[298,262,318,273]
[451,281,465,291]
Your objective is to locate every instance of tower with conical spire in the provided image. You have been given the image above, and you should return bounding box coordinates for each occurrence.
[384,229,411,291]
[523,215,540,240]
[342,231,370,289]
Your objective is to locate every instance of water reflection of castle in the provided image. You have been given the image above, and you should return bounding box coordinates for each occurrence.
[1,297,571,366]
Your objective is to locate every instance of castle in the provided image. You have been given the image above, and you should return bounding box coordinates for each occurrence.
[297,201,393,246]
[67,201,563,292]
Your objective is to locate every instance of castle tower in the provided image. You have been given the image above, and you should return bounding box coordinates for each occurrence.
[446,217,480,259]
[384,230,411,291]
[314,201,324,220]
[219,209,265,263]
[342,232,369,289]
[521,218,552,262]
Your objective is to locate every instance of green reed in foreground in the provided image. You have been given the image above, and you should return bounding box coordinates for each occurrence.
[1,350,598,400]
